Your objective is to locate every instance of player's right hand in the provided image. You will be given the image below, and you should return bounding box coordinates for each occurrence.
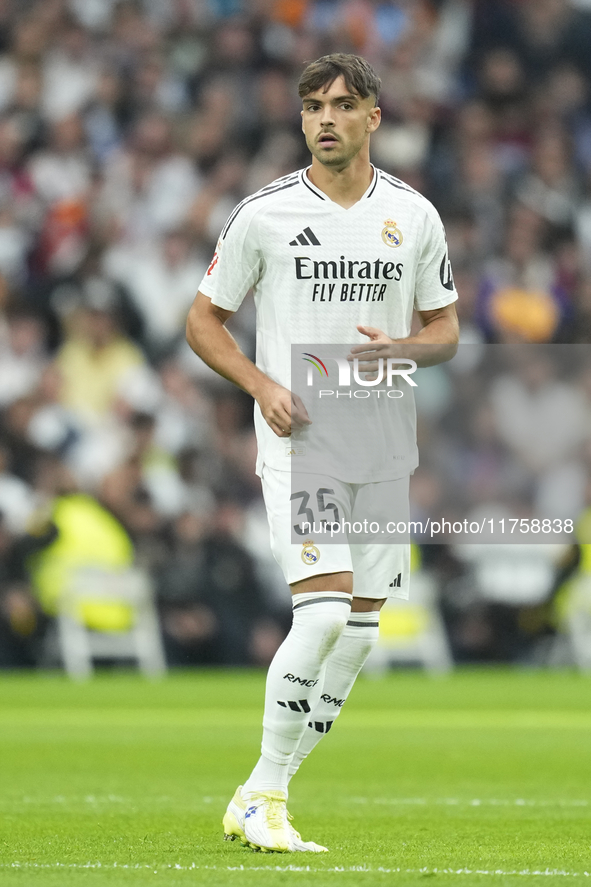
[257,383,311,438]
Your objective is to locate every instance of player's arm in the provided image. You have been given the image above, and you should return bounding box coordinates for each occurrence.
[349,302,459,370]
[186,291,310,438]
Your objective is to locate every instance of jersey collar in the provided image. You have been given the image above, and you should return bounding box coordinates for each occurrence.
[300,165,378,205]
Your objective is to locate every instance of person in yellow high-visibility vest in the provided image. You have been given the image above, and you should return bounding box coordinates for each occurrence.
[27,493,135,632]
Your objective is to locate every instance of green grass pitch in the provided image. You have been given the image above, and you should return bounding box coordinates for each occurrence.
[0,669,590,886]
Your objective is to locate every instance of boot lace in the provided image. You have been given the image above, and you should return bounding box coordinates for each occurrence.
[250,793,287,831]
[266,798,286,830]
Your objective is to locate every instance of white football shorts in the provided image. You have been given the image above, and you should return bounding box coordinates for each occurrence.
[260,465,410,600]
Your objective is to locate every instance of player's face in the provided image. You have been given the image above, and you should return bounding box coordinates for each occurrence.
[301,75,380,170]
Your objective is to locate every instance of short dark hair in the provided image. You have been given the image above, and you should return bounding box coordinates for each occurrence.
[298,54,381,105]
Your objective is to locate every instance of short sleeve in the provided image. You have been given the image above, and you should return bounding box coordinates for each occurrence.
[414,209,458,311]
[198,205,263,312]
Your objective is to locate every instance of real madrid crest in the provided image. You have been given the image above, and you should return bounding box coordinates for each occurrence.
[382,219,403,248]
[301,540,320,565]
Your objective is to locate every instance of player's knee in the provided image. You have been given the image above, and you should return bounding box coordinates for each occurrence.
[296,606,349,657]
[320,612,349,657]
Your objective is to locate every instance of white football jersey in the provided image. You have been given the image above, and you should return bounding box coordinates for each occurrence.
[198,166,457,482]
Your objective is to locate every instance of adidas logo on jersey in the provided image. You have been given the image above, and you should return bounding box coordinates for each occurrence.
[277,699,311,713]
[389,572,402,588]
[289,227,321,246]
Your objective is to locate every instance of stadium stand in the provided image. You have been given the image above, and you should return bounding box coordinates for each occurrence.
[1,0,591,669]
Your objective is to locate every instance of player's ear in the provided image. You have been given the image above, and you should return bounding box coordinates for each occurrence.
[301,109,305,132]
[367,105,381,134]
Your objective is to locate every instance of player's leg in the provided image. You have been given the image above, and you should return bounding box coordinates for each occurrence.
[287,476,412,780]
[287,592,385,780]
[287,547,410,780]
[241,572,352,800]
[226,572,352,852]
[225,468,354,852]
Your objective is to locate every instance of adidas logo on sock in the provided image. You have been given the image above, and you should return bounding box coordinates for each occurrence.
[308,720,333,734]
[277,699,311,713]
[289,227,320,246]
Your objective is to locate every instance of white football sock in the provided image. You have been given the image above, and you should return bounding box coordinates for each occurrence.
[242,591,351,798]
[287,609,380,781]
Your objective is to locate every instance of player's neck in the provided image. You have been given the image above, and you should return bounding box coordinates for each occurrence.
[307,153,374,209]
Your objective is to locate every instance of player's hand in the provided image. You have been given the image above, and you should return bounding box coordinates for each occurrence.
[290,392,312,433]
[348,325,394,374]
[256,382,311,438]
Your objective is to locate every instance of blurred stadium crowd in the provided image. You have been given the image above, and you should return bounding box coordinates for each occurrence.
[1,0,591,670]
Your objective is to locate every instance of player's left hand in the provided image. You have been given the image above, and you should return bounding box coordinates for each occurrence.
[347,325,394,374]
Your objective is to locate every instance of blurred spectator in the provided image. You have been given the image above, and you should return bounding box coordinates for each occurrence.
[100,409,186,537]
[105,226,207,359]
[28,113,92,279]
[0,438,36,534]
[475,206,570,342]
[0,511,43,668]
[55,293,145,426]
[156,502,285,666]
[83,69,130,164]
[42,15,99,122]
[99,111,200,246]
[154,362,214,454]
[25,362,81,456]
[489,350,587,476]
[0,307,46,407]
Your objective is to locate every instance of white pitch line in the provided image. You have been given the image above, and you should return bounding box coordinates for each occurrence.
[2,863,590,877]
[0,794,222,809]
[351,798,590,808]
[4,796,589,809]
